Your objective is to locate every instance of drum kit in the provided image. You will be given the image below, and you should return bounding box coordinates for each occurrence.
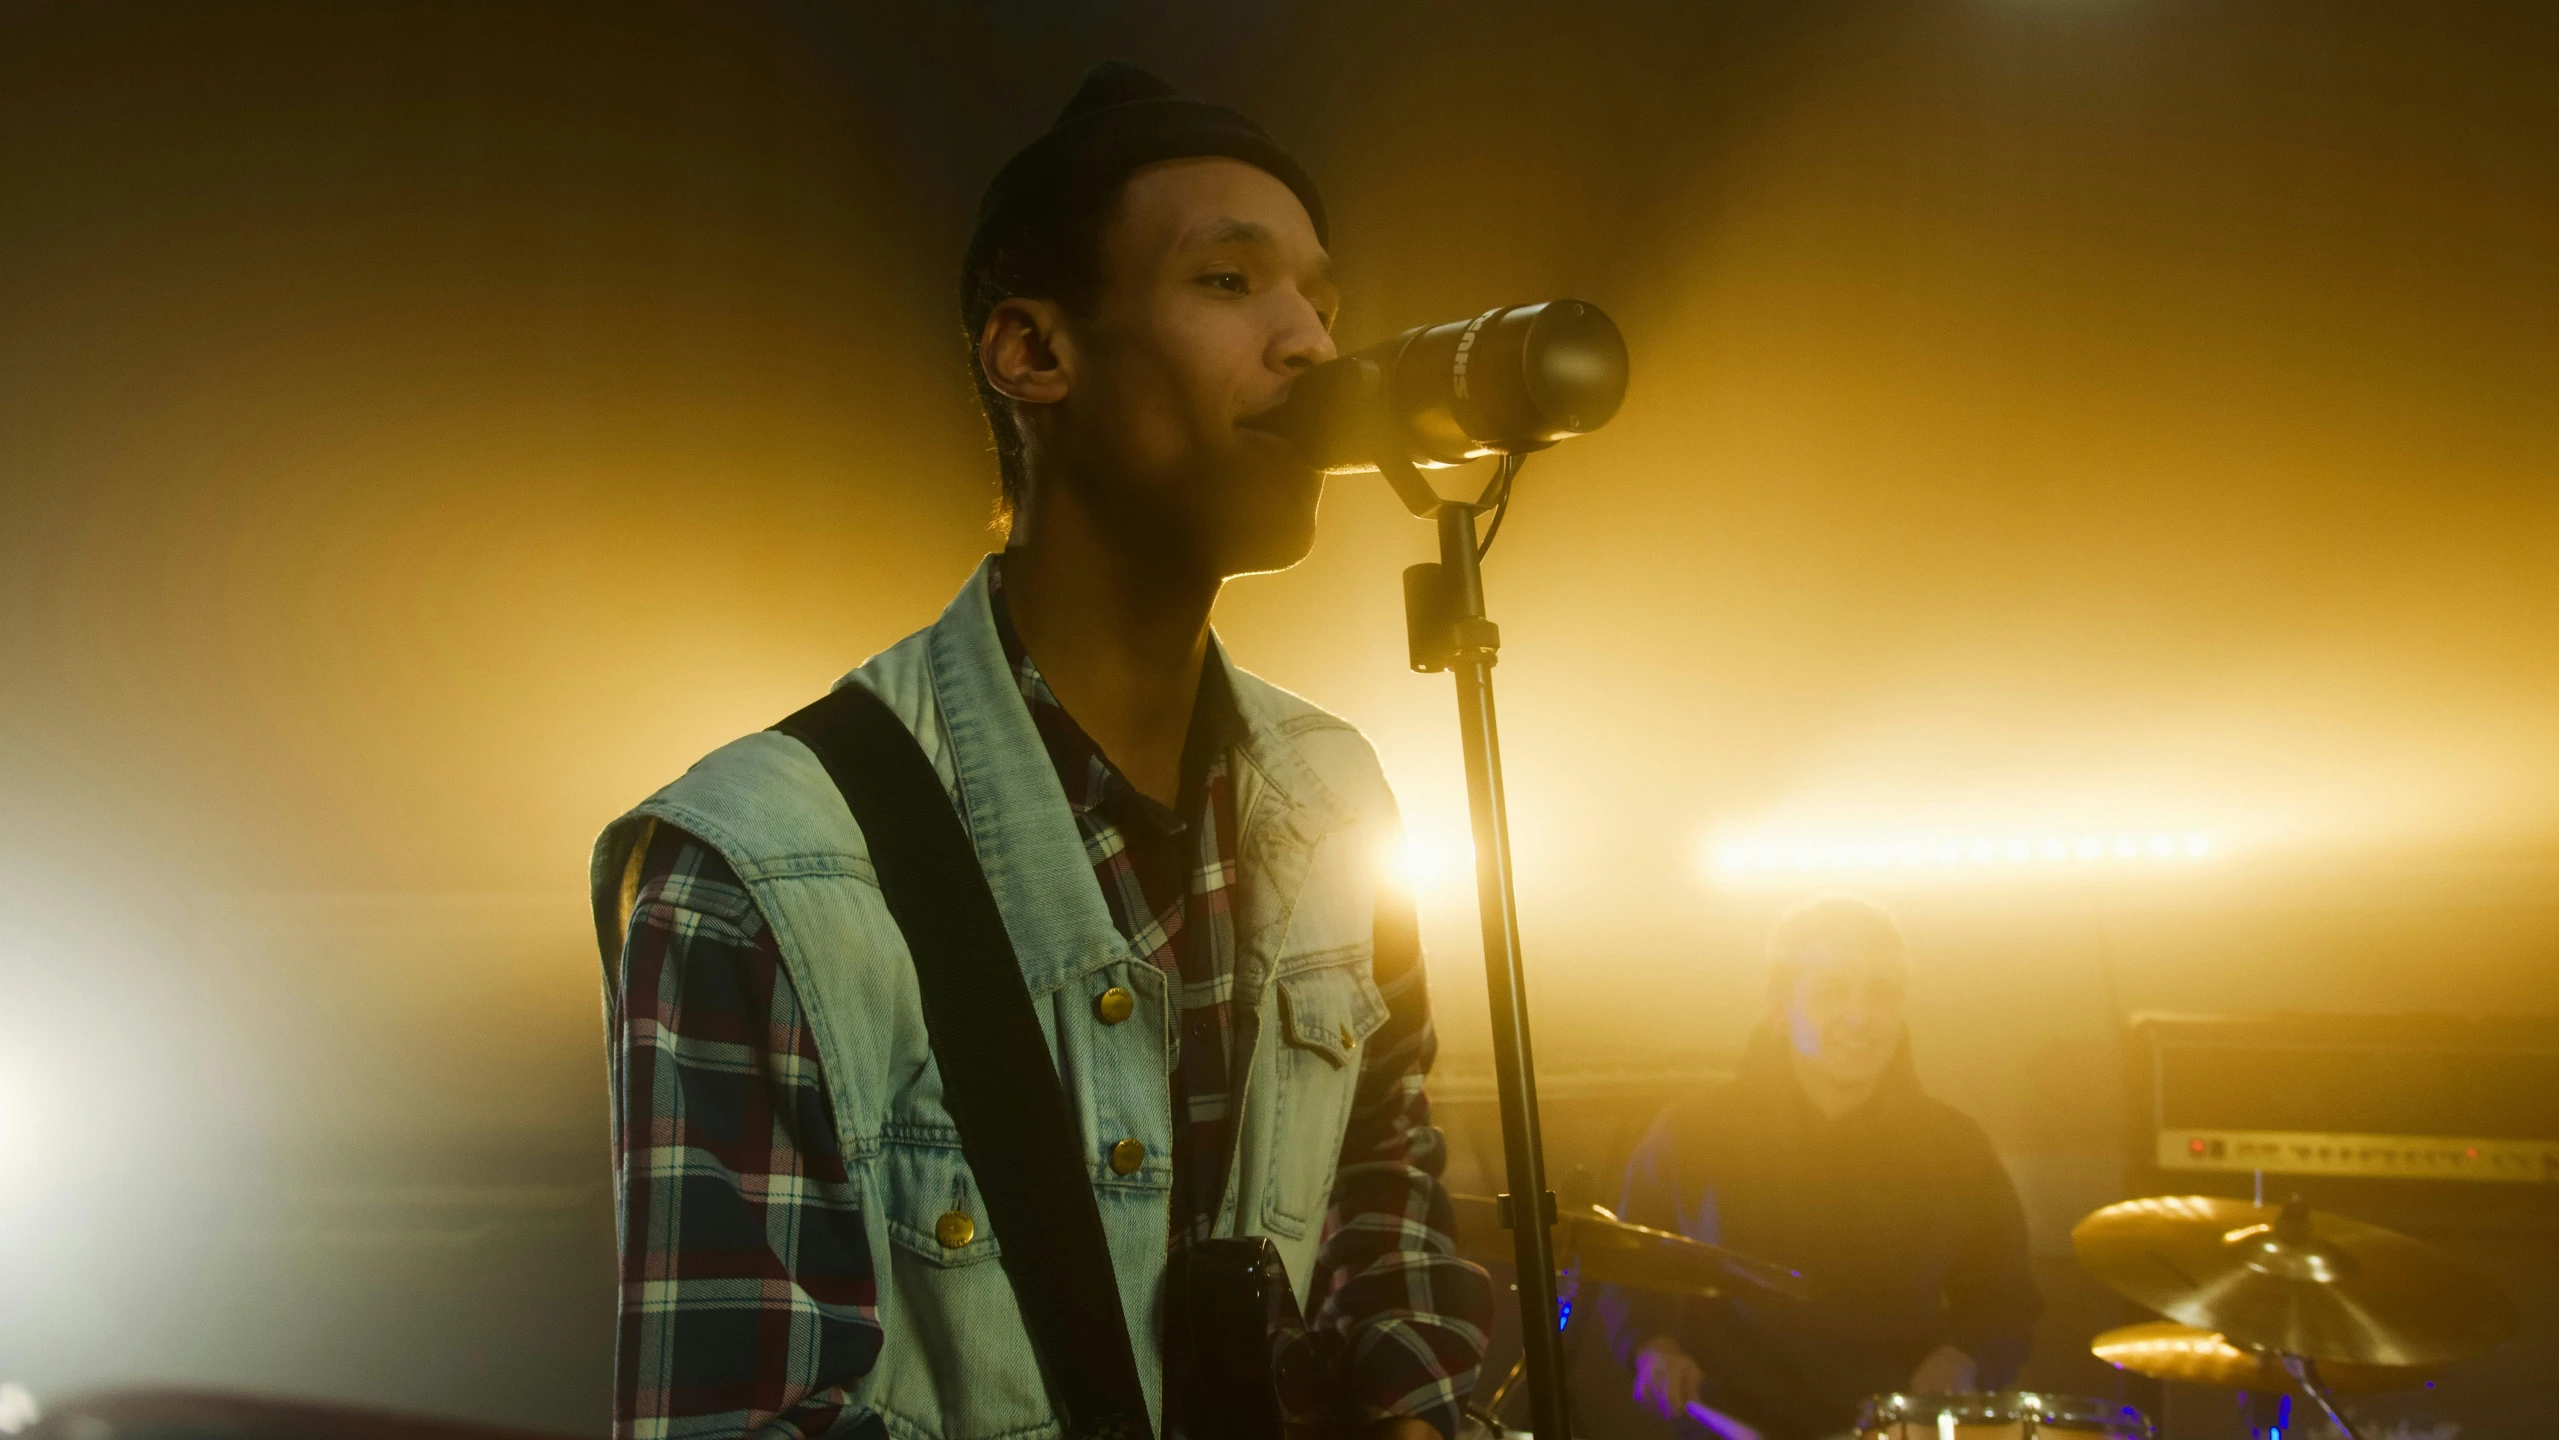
[1453,1189,2516,1440]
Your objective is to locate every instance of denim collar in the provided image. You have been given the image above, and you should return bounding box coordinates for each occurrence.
[923,557,1351,1000]
[984,557,1245,838]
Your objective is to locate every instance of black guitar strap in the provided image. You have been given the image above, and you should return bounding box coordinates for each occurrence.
[775,682,1154,1440]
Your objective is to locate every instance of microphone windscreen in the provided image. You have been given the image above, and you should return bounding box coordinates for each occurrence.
[1243,300,1626,472]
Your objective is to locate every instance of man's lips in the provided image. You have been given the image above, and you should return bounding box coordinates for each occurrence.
[1235,407,1317,471]
[1236,398,1293,437]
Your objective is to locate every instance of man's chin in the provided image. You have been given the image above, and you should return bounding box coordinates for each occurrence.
[1222,521,1321,579]
[1219,476,1325,579]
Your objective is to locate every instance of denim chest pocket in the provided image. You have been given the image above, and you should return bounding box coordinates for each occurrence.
[870,1130,1054,1438]
[878,1131,1002,1268]
[1277,954,1389,1066]
[1260,951,1390,1234]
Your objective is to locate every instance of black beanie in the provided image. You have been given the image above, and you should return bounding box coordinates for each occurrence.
[965,61,1328,280]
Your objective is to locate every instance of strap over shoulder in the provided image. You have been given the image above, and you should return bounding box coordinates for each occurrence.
[774,682,1155,1440]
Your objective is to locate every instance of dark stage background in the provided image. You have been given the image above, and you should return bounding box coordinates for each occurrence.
[2,4,2554,1437]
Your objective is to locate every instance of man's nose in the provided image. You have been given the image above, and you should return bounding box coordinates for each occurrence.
[1273,298,1337,373]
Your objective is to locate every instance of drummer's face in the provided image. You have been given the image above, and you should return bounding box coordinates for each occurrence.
[1779,944,1908,1089]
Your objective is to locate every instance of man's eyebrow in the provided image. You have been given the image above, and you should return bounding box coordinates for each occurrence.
[1179,216,1335,286]
[1181,217,1277,250]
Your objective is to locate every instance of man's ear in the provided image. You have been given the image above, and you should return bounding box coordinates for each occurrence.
[980,297,1073,407]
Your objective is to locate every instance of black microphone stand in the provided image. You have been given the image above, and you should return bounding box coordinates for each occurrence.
[1386,450,1573,1440]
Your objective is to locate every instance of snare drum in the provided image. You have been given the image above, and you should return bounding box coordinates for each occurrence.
[1857,1392,2152,1439]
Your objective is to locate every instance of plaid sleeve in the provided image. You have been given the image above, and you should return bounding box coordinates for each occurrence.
[1304,886,1495,1439]
[610,824,885,1440]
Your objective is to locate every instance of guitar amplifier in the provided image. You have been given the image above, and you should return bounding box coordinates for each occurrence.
[2125,1014,2559,1211]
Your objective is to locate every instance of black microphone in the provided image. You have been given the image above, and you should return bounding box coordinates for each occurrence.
[1244,299,1628,472]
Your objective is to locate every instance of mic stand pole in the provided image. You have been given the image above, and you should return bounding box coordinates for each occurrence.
[1391,452,1572,1440]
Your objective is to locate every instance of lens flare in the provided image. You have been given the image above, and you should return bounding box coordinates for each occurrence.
[1383,832,1469,889]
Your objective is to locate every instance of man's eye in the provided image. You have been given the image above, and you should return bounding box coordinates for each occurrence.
[1200,271,1249,294]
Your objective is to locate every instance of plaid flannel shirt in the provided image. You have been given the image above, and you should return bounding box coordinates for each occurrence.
[989,571,1247,1263]
[609,584,1489,1440]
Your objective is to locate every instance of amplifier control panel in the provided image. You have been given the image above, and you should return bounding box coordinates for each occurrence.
[2158,1128,2559,1185]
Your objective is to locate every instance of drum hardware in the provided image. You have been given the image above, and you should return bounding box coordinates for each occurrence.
[1451,1192,1810,1429]
[2073,1195,2517,1440]
[1448,1193,1812,1302]
[1857,1391,2152,1438]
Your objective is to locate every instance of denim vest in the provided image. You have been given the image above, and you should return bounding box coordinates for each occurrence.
[590,558,1400,1440]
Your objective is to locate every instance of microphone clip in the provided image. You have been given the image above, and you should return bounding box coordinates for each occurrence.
[1376,449,1445,519]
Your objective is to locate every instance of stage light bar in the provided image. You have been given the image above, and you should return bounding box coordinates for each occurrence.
[1708,830,2213,877]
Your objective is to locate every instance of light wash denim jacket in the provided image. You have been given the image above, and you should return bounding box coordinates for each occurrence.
[590,558,1403,1440]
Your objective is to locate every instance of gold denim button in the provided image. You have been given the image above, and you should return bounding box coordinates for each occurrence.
[1094,986,1136,1025]
[934,1210,975,1248]
[1340,1023,1358,1052]
[1108,1137,1145,1175]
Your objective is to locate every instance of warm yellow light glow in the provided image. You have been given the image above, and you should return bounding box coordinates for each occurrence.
[0,1382,39,1436]
[2116,1195,2226,1223]
[0,1064,35,1202]
[1706,829,2216,880]
[1383,832,1470,890]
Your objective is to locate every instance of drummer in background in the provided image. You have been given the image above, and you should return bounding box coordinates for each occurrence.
[1600,895,2042,1440]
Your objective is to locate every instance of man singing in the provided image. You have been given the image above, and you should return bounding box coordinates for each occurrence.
[590,64,1489,1440]
[1602,896,2041,1440]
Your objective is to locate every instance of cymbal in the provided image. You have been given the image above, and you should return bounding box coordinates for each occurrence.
[1449,1193,1811,1301]
[2092,1321,2441,1394]
[2072,1195,2514,1367]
